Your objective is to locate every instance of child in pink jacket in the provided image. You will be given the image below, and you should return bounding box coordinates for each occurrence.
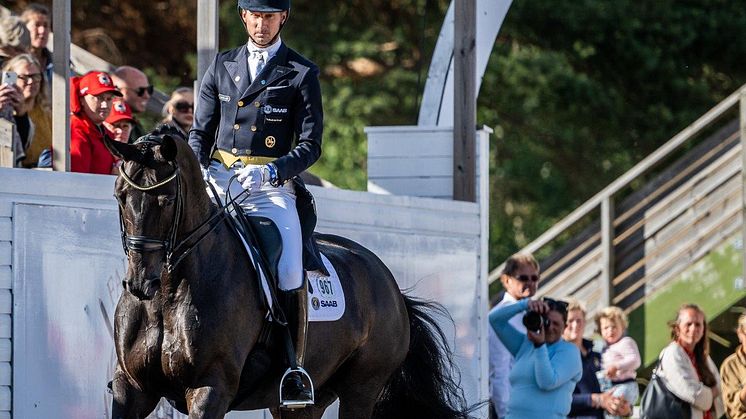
[595,306,641,419]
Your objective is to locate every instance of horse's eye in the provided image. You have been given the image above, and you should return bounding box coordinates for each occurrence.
[158,195,175,207]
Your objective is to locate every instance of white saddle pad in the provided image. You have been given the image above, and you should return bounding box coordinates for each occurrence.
[308,254,345,322]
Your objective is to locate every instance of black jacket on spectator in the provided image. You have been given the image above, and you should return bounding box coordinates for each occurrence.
[569,339,604,419]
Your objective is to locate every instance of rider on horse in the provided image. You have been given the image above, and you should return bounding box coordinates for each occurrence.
[188,0,323,407]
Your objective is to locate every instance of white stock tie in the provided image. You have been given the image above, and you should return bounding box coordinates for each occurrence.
[250,50,266,81]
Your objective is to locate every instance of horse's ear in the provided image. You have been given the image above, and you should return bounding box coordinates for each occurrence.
[160,135,178,162]
[103,135,140,162]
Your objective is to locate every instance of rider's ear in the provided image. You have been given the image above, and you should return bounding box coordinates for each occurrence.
[103,135,140,162]
[160,135,178,162]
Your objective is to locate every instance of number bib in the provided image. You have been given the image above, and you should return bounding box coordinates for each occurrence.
[308,254,346,322]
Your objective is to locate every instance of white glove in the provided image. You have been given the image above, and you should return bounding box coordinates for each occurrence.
[236,165,268,193]
[200,166,210,182]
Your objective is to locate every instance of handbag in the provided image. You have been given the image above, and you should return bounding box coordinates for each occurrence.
[640,358,691,419]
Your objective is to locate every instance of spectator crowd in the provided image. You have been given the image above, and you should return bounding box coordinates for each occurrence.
[0,4,194,173]
[488,251,746,419]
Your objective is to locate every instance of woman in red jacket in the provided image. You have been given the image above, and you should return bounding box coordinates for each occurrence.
[70,71,122,174]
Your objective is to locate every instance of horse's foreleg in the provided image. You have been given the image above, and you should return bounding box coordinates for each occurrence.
[111,369,159,419]
[186,386,232,419]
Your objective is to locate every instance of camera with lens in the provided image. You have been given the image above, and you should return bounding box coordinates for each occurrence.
[522,307,550,333]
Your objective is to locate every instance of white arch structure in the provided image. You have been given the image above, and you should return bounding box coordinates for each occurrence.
[366,0,512,199]
[418,0,513,126]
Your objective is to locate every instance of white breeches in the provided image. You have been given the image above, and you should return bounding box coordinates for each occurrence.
[207,161,304,290]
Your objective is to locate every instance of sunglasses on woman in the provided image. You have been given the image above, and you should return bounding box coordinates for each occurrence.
[174,101,194,112]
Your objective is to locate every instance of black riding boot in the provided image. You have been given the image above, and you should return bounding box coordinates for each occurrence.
[280,283,313,405]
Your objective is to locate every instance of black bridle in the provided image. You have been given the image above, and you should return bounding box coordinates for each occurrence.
[116,137,227,273]
[117,159,183,271]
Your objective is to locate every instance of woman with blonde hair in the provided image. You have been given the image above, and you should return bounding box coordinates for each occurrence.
[161,87,193,138]
[564,300,630,418]
[720,312,746,418]
[1,53,51,167]
[655,304,724,419]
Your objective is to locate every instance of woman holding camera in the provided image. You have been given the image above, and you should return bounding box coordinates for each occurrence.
[489,297,582,418]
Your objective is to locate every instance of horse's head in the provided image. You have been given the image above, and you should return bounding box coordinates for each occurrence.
[106,126,203,300]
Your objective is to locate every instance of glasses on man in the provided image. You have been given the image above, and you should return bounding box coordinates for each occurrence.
[17,73,42,84]
[174,101,194,113]
[513,273,540,283]
[127,85,153,97]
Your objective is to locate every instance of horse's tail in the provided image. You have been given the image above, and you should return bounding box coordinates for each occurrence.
[372,294,475,419]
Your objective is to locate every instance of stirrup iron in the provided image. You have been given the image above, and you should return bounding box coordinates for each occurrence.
[279,366,314,409]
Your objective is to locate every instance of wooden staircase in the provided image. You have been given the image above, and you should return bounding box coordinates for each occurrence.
[489,86,746,365]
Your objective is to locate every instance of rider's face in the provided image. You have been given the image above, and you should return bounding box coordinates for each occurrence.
[241,10,287,47]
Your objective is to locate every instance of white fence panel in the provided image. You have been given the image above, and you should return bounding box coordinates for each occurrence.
[0,167,487,419]
[366,125,492,200]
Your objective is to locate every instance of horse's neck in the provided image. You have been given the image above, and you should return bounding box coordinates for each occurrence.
[170,209,251,294]
[179,194,213,233]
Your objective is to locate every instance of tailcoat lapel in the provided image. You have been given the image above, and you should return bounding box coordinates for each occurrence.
[244,43,293,98]
[224,46,251,92]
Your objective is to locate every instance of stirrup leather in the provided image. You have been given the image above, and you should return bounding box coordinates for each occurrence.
[279,366,315,409]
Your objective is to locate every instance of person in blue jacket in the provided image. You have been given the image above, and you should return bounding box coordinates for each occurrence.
[189,0,322,407]
[489,297,582,418]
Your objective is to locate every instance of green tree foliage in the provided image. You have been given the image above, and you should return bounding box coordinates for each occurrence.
[480,0,746,271]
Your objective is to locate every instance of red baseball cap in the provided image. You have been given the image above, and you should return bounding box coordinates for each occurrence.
[105,99,134,124]
[78,71,122,97]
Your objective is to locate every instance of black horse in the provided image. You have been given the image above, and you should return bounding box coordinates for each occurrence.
[105,128,472,419]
